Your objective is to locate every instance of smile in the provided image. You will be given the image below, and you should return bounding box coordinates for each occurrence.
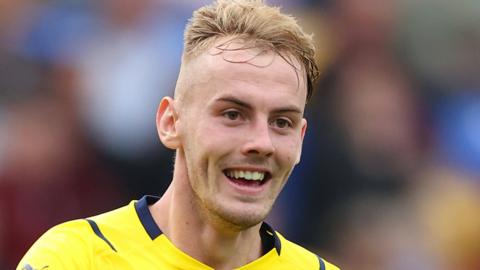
[223,169,272,185]
[225,170,265,181]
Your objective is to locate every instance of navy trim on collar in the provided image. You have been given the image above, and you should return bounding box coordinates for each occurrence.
[134,194,282,256]
[260,222,282,255]
[134,195,163,240]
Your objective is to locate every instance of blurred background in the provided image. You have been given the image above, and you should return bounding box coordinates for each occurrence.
[0,0,479,269]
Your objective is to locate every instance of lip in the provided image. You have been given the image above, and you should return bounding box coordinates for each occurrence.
[222,167,272,197]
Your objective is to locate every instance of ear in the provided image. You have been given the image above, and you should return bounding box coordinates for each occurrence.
[156,97,180,149]
[295,118,308,165]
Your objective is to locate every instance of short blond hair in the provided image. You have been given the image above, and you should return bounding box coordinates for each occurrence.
[183,0,319,102]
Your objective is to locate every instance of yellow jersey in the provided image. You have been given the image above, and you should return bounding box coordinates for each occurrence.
[18,196,339,270]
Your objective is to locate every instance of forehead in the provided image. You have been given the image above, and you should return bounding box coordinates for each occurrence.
[184,38,307,98]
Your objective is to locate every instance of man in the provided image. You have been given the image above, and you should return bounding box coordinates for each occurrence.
[18,1,340,269]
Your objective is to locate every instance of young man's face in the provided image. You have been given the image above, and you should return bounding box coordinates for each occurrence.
[176,39,308,229]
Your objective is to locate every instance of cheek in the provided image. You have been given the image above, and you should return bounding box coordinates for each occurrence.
[183,119,237,165]
[275,136,302,164]
[199,119,247,148]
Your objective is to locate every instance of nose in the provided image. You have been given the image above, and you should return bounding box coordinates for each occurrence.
[241,120,275,157]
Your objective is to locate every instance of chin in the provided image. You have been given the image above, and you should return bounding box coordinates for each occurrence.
[207,201,271,230]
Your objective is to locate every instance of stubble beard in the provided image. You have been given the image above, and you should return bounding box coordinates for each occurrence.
[189,174,274,231]
[185,151,277,231]
[204,197,273,231]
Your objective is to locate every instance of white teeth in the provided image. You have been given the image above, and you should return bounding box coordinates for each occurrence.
[226,170,265,181]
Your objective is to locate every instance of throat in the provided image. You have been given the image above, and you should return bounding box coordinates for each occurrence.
[181,224,264,270]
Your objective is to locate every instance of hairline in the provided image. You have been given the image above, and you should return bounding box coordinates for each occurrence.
[179,35,308,100]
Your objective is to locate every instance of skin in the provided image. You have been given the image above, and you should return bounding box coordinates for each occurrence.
[151,37,308,270]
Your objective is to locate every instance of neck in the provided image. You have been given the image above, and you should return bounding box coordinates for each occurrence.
[150,158,263,270]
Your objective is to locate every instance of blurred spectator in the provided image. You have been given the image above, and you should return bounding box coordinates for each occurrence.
[329,194,439,270]
[71,0,187,198]
[326,0,399,60]
[0,53,126,269]
[332,55,426,180]
[398,0,480,90]
[279,54,427,251]
[411,166,480,270]
[331,167,479,270]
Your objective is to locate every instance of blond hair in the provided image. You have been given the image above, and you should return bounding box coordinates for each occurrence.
[183,0,319,101]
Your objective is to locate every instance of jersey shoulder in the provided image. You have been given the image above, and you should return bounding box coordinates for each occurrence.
[17,219,95,270]
[85,200,153,253]
[17,202,135,270]
[277,232,340,270]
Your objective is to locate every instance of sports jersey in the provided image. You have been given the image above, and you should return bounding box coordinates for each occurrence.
[18,195,340,270]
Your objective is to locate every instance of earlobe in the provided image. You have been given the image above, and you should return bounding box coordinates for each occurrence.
[156,97,180,149]
[295,119,307,165]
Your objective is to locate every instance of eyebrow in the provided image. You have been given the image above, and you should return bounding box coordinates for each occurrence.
[216,96,253,110]
[215,96,303,115]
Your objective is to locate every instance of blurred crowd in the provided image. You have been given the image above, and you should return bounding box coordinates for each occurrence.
[0,0,479,269]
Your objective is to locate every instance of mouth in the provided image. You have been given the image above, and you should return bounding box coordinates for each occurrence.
[223,169,272,187]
